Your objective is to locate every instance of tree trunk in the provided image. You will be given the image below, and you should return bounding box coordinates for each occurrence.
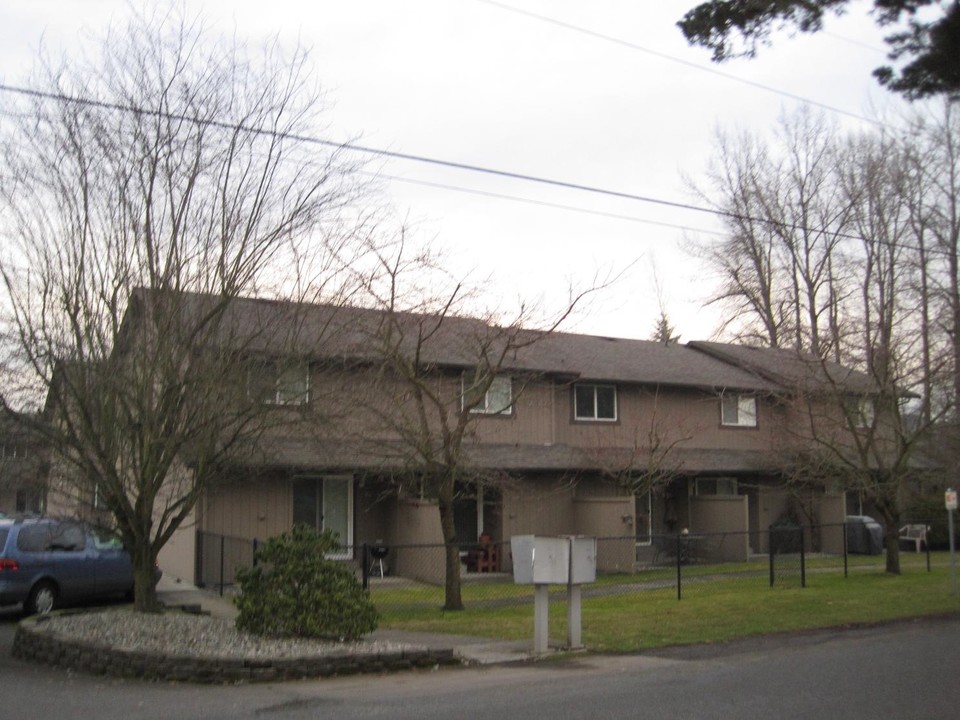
[880,514,902,575]
[132,546,162,613]
[437,475,464,611]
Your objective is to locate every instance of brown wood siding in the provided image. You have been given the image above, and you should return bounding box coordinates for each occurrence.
[204,470,291,541]
[267,368,838,461]
[472,381,554,444]
[552,383,783,452]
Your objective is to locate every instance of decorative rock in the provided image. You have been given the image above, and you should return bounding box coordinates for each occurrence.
[13,609,457,683]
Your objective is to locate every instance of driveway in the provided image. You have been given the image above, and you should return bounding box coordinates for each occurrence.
[2,610,958,719]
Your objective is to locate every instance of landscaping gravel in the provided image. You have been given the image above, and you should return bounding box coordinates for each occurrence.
[35,609,415,660]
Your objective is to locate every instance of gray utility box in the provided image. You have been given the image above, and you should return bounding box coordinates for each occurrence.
[511,535,597,585]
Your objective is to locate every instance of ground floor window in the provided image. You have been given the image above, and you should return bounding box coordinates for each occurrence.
[15,487,43,514]
[635,490,652,545]
[454,482,499,546]
[292,475,353,559]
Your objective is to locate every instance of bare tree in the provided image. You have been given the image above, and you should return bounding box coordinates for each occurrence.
[587,388,697,512]
[350,238,604,610]
[695,107,960,573]
[0,7,369,611]
[913,102,960,423]
[693,110,856,358]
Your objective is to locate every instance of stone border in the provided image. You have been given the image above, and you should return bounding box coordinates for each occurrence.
[12,615,458,683]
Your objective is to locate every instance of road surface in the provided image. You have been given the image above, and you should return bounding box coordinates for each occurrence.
[1,608,957,719]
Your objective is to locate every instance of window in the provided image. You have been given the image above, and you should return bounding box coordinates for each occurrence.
[16,521,85,552]
[635,491,652,546]
[453,482,497,547]
[49,522,86,552]
[721,394,757,427]
[1,444,26,459]
[695,477,739,496]
[574,383,617,421]
[292,476,353,559]
[15,488,42,514]
[463,373,513,415]
[844,396,875,429]
[92,483,106,510]
[250,359,310,405]
[91,528,124,551]
[16,524,51,552]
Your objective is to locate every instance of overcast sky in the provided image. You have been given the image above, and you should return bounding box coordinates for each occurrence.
[0,1,910,341]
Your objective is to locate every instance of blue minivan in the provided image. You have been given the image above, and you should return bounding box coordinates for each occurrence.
[0,517,143,614]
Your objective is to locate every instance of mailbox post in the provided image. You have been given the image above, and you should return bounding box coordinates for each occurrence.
[511,535,597,653]
[566,536,597,649]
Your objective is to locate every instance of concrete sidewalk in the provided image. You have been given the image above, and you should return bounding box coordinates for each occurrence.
[155,574,539,666]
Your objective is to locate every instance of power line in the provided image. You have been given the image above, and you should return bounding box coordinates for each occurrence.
[471,0,887,129]
[0,82,746,224]
[821,30,887,55]
[373,171,727,237]
[0,82,916,250]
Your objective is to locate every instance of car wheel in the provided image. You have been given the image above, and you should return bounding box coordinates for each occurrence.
[26,581,57,615]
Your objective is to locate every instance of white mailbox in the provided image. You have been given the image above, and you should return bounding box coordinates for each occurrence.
[569,536,597,584]
[511,535,570,584]
[510,535,597,585]
[510,535,598,653]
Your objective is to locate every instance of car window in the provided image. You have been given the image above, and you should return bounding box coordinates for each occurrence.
[17,524,53,552]
[0,528,8,551]
[91,528,124,551]
[17,524,50,552]
[49,522,86,552]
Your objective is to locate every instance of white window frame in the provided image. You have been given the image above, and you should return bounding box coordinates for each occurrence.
[720,394,757,427]
[574,383,618,422]
[635,490,652,546]
[694,477,739,496]
[844,396,876,429]
[462,373,513,415]
[292,475,354,560]
[250,359,310,406]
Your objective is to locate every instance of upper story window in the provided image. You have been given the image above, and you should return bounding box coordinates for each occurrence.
[574,383,617,421]
[0,444,27,459]
[463,373,513,415]
[844,396,876,429]
[695,477,739,496]
[250,359,310,405]
[721,394,757,427]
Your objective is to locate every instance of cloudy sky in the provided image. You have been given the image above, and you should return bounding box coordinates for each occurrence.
[0,1,909,341]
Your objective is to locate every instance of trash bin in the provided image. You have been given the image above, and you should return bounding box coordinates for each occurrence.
[845,516,883,554]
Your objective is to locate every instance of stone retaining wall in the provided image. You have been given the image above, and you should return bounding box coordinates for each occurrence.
[13,617,458,683]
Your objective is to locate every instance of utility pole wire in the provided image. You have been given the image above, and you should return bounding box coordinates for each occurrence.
[0,82,919,251]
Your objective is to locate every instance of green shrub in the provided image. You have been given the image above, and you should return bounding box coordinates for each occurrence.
[234,525,378,641]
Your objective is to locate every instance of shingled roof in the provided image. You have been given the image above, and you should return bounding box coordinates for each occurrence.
[687,341,879,395]
[129,288,872,395]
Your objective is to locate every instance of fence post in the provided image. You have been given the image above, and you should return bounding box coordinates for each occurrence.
[842,521,849,578]
[676,534,682,601]
[768,525,774,588]
[252,538,259,567]
[925,526,931,572]
[799,526,806,588]
[362,542,369,590]
[219,534,225,597]
[194,529,203,587]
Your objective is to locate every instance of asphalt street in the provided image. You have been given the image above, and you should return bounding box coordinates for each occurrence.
[1,608,958,720]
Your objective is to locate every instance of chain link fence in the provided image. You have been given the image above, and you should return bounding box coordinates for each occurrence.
[196,519,938,606]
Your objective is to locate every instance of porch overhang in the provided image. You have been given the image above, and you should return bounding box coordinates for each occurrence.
[222,438,784,476]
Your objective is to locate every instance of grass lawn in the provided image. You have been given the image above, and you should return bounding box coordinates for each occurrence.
[375,561,960,652]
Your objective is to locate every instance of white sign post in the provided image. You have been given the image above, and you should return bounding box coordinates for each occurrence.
[947,489,958,597]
